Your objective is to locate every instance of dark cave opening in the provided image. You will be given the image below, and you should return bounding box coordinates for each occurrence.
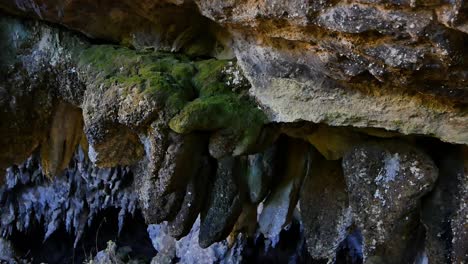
[8,209,156,263]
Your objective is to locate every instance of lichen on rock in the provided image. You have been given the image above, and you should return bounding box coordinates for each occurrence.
[342,141,438,262]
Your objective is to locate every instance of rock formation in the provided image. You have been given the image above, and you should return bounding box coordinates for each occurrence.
[0,1,467,263]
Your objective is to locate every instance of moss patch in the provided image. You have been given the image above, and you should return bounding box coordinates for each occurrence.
[169,94,267,154]
[75,45,197,115]
[75,44,267,154]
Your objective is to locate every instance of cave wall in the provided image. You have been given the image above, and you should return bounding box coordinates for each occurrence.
[0,1,467,263]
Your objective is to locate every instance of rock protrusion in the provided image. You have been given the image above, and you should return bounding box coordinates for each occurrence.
[199,156,245,248]
[40,101,84,177]
[135,118,206,225]
[245,145,276,204]
[300,155,352,261]
[342,141,438,262]
[421,144,468,263]
[258,137,314,241]
[167,156,213,239]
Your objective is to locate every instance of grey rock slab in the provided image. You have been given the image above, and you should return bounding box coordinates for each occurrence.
[342,141,438,262]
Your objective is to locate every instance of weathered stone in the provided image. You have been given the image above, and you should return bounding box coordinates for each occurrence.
[135,119,205,224]
[78,45,196,167]
[300,156,352,261]
[305,124,366,160]
[421,144,468,263]
[88,241,141,264]
[1,2,468,263]
[0,15,82,170]
[85,121,145,167]
[154,132,205,195]
[245,145,276,204]
[167,156,213,239]
[199,156,245,248]
[453,146,468,262]
[169,94,267,158]
[40,101,84,177]
[258,137,313,240]
[0,148,138,246]
[195,0,468,145]
[148,218,240,264]
[0,0,225,57]
[342,141,438,262]
[228,202,258,245]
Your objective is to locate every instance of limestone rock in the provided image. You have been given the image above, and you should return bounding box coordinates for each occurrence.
[2,0,468,147]
[245,145,276,204]
[258,138,313,240]
[199,156,245,248]
[342,141,438,262]
[0,15,83,170]
[135,119,205,224]
[196,0,468,145]
[148,218,240,264]
[0,148,138,246]
[305,125,366,161]
[88,241,144,264]
[421,145,468,263]
[40,101,84,177]
[0,0,223,57]
[167,156,213,239]
[300,156,352,261]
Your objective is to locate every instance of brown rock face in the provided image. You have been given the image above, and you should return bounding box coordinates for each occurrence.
[1,0,467,144]
[0,0,224,56]
[40,101,84,177]
[196,0,468,144]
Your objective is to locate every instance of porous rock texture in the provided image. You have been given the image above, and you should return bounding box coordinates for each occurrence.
[342,141,438,263]
[0,1,467,263]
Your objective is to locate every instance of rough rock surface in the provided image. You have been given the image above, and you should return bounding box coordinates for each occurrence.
[2,1,467,144]
[300,155,352,261]
[148,218,239,264]
[199,156,245,248]
[0,0,225,57]
[166,155,212,239]
[196,0,468,145]
[258,138,313,241]
[244,146,276,204]
[0,148,138,252]
[0,1,468,263]
[421,144,468,263]
[342,141,438,262]
[0,238,17,263]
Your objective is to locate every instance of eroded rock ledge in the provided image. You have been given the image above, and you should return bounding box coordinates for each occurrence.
[0,1,467,264]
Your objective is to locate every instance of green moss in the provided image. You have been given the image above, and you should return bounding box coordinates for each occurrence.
[76,45,196,114]
[193,59,232,97]
[169,94,267,153]
[76,44,267,154]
